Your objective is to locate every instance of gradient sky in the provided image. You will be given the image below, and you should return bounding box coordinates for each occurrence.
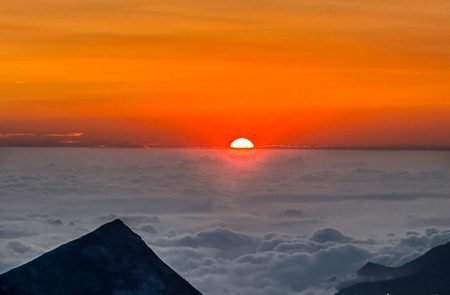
[1,0,449,147]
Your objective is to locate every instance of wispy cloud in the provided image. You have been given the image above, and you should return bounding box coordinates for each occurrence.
[60,139,81,144]
[44,132,84,137]
[0,133,35,138]
[0,132,84,138]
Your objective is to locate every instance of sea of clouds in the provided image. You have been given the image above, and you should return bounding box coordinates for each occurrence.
[1,148,450,294]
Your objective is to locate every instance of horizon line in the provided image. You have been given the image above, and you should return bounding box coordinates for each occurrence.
[1,144,450,151]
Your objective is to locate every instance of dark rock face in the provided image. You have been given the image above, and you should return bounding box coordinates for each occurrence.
[336,241,450,295]
[0,219,202,295]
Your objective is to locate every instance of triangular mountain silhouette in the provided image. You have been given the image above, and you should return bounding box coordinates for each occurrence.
[336,241,450,295]
[0,219,202,295]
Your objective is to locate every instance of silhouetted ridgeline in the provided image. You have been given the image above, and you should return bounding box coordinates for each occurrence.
[3,219,450,295]
[336,241,450,295]
[0,219,202,295]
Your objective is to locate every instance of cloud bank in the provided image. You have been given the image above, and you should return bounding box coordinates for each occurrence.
[0,148,449,294]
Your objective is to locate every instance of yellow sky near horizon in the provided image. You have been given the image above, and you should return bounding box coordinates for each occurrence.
[1,0,449,146]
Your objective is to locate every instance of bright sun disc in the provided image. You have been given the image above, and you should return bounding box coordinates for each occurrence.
[230,138,255,149]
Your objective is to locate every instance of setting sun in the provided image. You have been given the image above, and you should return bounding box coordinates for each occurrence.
[230,138,255,149]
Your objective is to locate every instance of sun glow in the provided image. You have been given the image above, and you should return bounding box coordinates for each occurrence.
[230,138,255,149]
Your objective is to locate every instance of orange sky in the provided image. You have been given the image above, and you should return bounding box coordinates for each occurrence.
[1,0,449,147]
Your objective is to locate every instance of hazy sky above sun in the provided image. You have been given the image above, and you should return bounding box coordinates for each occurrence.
[1,0,449,147]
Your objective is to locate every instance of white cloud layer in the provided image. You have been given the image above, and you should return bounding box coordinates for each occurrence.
[0,148,450,294]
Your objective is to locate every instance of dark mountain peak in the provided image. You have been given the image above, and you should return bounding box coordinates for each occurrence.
[410,240,450,265]
[87,218,137,240]
[336,241,450,295]
[358,262,384,273]
[88,218,138,237]
[357,262,394,277]
[0,220,202,295]
[99,218,128,230]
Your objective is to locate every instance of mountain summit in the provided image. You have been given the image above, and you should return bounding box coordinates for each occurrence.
[0,219,202,295]
[336,241,450,295]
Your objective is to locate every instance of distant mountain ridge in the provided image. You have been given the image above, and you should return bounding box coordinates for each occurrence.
[0,219,202,295]
[336,241,450,295]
